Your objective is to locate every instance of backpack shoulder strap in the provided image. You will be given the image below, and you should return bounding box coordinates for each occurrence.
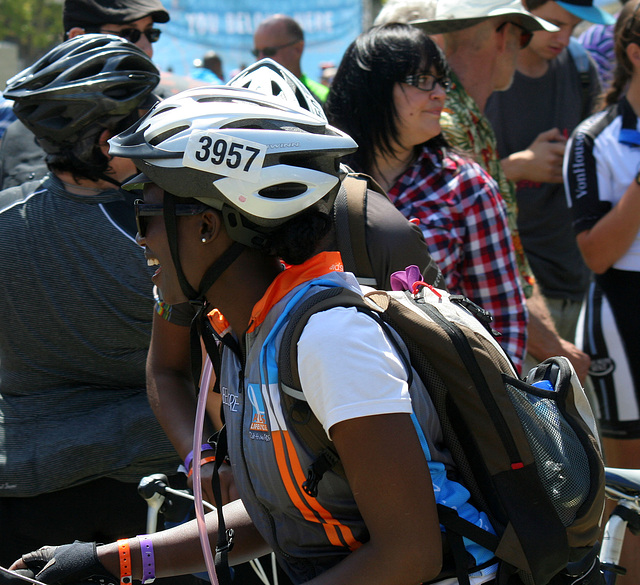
[277,286,373,495]
[334,173,388,286]
[568,38,593,120]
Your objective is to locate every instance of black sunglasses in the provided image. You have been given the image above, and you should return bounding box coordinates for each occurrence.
[251,39,299,58]
[97,27,162,44]
[496,21,533,50]
[134,199,211,238]
[403,73,452,93]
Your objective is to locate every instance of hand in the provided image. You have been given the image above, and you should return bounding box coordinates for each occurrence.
[558,338,592,384]
[503,128,567,184]
[0,567,38,585]
[188,461,239,507]
[10,542,117,585]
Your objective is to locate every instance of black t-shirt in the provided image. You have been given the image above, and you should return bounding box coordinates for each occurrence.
[485,48,599,301]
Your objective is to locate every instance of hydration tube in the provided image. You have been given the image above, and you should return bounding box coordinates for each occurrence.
[193,355,219,585]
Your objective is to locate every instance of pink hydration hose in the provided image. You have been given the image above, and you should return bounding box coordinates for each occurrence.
[192,355,219,585]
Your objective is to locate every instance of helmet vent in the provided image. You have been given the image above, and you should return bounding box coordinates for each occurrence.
[68,63,103,81]
[258,183,307,200]
[149,125,190,146]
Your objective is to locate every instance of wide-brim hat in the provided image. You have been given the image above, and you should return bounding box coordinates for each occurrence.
[556,0,615,25]
[411,0,559,34]
[64,0,170,32]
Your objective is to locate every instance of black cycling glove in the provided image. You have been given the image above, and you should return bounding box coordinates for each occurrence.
[20,542,117,585]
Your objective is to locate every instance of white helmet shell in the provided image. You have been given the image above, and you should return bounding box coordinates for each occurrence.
[227,58,327,121]
[109,85,357,229]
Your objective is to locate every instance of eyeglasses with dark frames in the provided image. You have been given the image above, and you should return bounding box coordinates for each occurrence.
[97,27,162,44]
[251,39,300,58]
[403,73,452,93]
[496,21,533,50]
[134,199,211,238]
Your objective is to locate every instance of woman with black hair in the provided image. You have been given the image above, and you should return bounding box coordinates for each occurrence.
[327,23,527,372]
[8,85,498,585]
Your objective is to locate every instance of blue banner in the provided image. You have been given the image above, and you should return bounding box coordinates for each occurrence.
[154,0,362,86]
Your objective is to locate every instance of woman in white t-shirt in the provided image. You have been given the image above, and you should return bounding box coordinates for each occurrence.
[8,85,496,585]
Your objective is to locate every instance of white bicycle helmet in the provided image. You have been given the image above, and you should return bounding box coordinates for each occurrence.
[109,85,357,240]
[226,58,327,121]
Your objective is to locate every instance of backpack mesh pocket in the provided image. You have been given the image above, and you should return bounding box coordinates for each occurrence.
[506,381,590,526]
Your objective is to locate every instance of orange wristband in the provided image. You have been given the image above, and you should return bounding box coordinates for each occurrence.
[117,538,132,585]
[186,455,216,478]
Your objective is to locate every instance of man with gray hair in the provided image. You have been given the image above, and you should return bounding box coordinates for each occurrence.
[374,0,436,25]
[373,0,443,46]
[412,0,592,381]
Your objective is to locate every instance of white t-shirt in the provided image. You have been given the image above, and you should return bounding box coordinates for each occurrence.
[297,306,413,438]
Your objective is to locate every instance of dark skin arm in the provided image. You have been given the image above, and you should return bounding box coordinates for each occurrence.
[92,413,442,584]
[305,412,443,584]
[147,312,218,503]
[11,414,442,584]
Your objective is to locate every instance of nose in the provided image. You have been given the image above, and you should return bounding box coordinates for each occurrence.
[136,231,146,247]
[431,83,447,100]
[556,27,572,48]
[136,35,153,58]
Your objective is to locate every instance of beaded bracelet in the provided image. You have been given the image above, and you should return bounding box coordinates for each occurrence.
[137,535,156,584]
[183,443,215,471]
[117,539,132,585]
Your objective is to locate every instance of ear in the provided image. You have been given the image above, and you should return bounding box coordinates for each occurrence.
[67,27,86,39]
[199,209,226,244]
[98,128,113,158]
[626,41,640,69]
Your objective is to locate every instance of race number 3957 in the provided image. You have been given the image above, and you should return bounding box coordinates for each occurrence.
[183,130,267,183]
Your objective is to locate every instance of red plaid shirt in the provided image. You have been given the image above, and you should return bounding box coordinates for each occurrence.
[388,146,527,370]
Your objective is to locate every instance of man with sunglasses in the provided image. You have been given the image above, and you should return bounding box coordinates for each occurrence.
[485,0,609,378]
[0,0,174,192]
[252,14,329,105]
[412,0,593,383]
[63,0,169,58]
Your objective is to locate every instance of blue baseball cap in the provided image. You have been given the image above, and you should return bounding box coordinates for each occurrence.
[556,0,615,25]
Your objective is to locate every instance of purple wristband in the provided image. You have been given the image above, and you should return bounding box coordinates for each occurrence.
[137,535,155,584]
[183,443,214,471]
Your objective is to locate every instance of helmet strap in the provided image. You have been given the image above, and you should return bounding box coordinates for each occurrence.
[163,193,245,303]
[98,173,123,188]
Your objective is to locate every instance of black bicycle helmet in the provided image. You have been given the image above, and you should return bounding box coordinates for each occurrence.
[4,33,160,155]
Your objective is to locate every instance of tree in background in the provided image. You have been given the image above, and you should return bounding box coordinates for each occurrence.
[0,0,62,65]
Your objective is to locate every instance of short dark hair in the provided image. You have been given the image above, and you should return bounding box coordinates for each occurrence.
[327,23,448,174]
[46,109,140,181]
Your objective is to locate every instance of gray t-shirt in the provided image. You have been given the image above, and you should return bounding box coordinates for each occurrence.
[0,175,180,496]
[485,48,599,301]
